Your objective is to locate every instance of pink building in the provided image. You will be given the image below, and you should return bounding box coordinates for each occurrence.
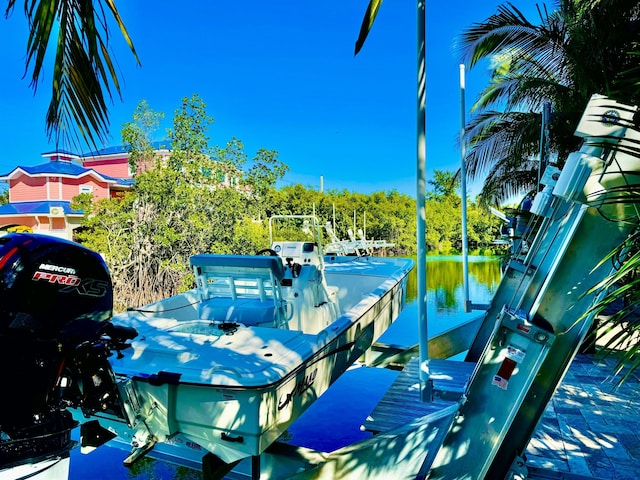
[0,142,243,240]
[0,147,142,240]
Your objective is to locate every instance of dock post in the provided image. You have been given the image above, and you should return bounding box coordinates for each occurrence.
[415,0,432,403]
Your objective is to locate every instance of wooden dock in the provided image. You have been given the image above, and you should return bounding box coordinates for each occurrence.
[361,357,474,433]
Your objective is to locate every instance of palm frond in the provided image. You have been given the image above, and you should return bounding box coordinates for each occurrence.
[354,0,382,55]
[464,110,541,178]
[458,3,549,68]
[478,164,538,206]
[8,0,140,150]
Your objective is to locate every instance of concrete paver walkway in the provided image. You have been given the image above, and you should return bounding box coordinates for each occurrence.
[526,354,640,480]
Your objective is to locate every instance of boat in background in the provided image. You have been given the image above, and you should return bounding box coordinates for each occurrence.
[324,221,395,256]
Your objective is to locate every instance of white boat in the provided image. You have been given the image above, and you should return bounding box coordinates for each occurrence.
[81,215,413,466]
[323,221,395,256]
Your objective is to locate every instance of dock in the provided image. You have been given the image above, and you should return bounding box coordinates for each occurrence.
[362,358,474,433]
[363,354,640,480]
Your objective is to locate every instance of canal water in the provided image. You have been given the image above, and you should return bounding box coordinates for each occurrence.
[68,255,502,479]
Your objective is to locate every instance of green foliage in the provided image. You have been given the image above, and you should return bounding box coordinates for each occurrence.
[232,218,270,255]
[427,170,460,202]
[273,179,499,256]
[168,94,214,178]
[76,96,273,308]
[426,196,458,253]
[243,148,289,219]
[275,186,417,255]
[425,170,502,253]
[0,186,8,205]
[122,100,165,174]
[70,192,93,212]
[76,96,500,307]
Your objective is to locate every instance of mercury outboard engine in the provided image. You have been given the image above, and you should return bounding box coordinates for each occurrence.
[0,233,136,469]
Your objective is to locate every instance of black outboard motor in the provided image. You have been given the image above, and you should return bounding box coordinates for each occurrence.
[0,233,135,469]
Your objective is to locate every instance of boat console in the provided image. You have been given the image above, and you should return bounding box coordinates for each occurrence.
[189,242,339,334]
[271,240,339,333]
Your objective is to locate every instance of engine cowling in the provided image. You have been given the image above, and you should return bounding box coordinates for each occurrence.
[0,233,112,335]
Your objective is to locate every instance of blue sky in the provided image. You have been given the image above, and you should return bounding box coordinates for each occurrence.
[0,1,543,197]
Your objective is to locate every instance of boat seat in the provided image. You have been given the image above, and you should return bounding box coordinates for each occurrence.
[190,254,285,281]
[198,297,278,327]
[190,254,287,328]
[191,255,285,300]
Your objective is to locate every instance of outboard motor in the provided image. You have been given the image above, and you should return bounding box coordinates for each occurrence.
[0,233,135,469]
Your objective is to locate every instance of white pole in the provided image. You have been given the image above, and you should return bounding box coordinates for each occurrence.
[332,203,336,230]
[416,0,431,402]
[364,211,367,240]
[460,64,471,313]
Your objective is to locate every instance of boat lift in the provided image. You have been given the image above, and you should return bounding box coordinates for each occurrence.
[236,94,640,479]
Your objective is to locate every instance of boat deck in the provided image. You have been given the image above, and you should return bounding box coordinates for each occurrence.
[363,354,640,480]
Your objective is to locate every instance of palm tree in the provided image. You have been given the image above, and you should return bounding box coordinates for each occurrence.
[5,0,139,150]
[354,0,382,55]
[460,1,640,379]
[458,0,640,205]
[357,1,640,378]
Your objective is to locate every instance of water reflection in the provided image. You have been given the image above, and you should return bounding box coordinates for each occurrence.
[429,255,500,312]
[407,255,501,304]
[380,255,501,345]
[404,255,501,310]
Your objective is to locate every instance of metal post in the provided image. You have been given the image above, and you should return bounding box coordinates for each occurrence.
[460,64,471,313]
[364,211,367,240]
[538,103,551,190]
[332,203,336,230]
[416,0,431,402]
